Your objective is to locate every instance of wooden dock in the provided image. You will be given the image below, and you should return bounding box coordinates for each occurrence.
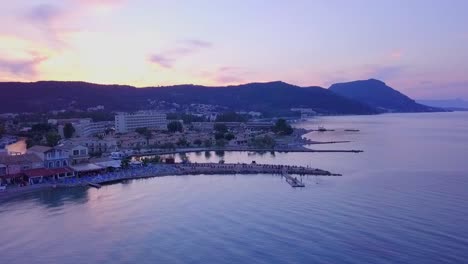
[87,182,101,189]
[283,172,305,187]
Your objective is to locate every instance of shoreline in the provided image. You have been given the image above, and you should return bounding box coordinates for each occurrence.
[1,163,341,200]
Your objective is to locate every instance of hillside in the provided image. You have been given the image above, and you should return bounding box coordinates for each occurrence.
[329,79,442,113]
[0,81,377,115]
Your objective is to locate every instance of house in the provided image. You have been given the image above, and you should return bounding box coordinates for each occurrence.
[27,145,71,168]
[56,143,89,165]
[0,153,45,185]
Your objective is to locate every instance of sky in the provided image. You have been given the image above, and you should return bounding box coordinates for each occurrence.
[0,0,467,99]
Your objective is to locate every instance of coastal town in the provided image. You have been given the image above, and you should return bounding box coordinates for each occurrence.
[0,105,350,194]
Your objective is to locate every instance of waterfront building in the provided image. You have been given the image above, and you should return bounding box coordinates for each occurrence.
[54,118,112,138]
[27,146,71,168]
[64,137,118,154]
[0,153,44,175]
[56,143,89,165]
[115,111,167,133]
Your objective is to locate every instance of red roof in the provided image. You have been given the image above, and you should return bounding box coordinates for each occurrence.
[23,168,55,178]
[50,167,73,174]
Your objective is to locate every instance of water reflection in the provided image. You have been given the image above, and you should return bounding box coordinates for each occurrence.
[1,187,89,208]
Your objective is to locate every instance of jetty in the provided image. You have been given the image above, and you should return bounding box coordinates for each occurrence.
[282,172,305,187]
[87,182,101,189]
[132,147,363,157]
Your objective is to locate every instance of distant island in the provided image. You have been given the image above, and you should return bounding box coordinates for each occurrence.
[0,79,443,115]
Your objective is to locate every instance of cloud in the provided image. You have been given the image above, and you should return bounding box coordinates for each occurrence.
[79,0,125,7]
[26,4,63,24]
[148,39,213,68]
[0,54,47,78]
[148,55,174,68]
[389,50,403,60]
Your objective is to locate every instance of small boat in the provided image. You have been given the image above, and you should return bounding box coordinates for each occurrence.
[318,126,327,132]
[344,129,360,132]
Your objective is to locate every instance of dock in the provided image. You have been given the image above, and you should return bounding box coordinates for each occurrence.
[282,172,305,187]
[87,182,101,189]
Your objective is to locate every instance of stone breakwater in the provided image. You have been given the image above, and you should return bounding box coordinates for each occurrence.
[1,163,341,199]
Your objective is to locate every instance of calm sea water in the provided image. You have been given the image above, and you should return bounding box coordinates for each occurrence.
[1,112,468,264]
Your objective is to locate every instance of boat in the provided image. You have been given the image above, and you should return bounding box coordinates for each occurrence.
[318,125,327,132]
[344,129,360,132]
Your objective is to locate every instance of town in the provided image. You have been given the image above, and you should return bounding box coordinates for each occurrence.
[0,105,338,192]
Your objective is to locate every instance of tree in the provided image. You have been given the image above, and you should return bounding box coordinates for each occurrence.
[0,122,4,137]
[214,132,225,140]
[215,139,226,147]
[136,127,152,143]
[215,112,248,122]
[63,123,75,138]
[177,138,189,147]
[46,132,61,147]
[194,139,202,146]
[214,123,228,133]
[121,157,131,169]
[249,135,276,148]
[167,121,183,133]
[273,119,293,135]
[224,133,235,141]
[203,139,213,147]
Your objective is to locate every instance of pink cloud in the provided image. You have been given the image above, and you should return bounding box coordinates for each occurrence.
[0,54,47,79]
[148,40,213,68]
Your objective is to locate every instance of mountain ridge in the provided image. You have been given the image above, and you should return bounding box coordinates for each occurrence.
[0,79,441,115]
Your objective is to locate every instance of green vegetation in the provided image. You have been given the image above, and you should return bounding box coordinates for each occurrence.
[203,139,212,147]
[215,139,227,147]
[194,139,202,146]
[167,121,183,133]
[214,132,225,140]
[63,123,75,138]
[249,135,276,148]
[215,112,248,122]
[176,138,189,147]
[120,157,131,169]
[272,119,293,135]
[0,122,4,137]
[224,133,235,141]
[46,132,61,147]
[214,123,228,133]
[166,113,206,124]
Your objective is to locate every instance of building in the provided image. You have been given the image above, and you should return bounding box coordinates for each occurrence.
[27,146,71,168]
[115,111,167,133]
[55,118,112,138]
[56,143,89,165]
[64,137,118,154]
[0,153,44,175]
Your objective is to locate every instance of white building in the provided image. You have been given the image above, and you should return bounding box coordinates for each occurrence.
[115,111,167,133]
[56,119,112,138]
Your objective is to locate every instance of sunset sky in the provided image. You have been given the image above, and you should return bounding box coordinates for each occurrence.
[0,0,467,99]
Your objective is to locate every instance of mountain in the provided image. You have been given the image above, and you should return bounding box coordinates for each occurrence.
[329,79,443,113]
[417,99,468,111]
[0,81,377,115]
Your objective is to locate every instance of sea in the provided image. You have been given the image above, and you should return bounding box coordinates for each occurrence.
[1,112,467,264]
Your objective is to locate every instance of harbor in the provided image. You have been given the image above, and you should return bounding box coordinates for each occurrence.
[0,162,340,198]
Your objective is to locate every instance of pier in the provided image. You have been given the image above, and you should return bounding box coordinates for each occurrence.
[132,147,363,157]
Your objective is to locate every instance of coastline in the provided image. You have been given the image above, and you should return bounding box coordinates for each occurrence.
[0,163,341,201]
